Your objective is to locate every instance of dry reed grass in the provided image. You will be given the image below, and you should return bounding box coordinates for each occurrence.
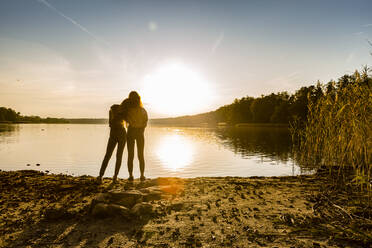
[291,69,372,192]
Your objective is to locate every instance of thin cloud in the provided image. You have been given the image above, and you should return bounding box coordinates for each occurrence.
[363,23,372,27]
[37,0,108,45]
[211,31,225,54]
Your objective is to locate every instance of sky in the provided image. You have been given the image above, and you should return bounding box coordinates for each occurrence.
[0,0,371,118]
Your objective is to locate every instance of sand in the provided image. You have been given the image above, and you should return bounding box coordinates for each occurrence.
[0,170,370,248]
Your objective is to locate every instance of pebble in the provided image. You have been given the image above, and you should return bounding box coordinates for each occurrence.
[313,242,321,247]
[212,216,218,223]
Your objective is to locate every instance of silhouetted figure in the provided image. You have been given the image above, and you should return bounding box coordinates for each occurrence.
[125,91,148,181]
[98,100,130,183]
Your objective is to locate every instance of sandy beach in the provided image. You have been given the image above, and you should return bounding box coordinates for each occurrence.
[0,170,370,248]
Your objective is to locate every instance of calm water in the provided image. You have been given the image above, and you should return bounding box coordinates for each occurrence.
[0,124,304,178]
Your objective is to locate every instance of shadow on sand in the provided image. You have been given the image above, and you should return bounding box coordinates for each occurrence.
[2,171,179,247]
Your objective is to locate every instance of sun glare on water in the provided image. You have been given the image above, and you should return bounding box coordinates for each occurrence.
[141,63,212,116]
[156,133,194,171]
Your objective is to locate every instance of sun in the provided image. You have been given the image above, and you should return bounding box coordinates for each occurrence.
[141,62,212,116]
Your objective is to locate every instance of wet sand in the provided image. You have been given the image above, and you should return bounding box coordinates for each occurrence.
[0,170,370,248]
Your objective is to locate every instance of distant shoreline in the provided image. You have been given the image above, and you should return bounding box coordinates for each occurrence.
[0,119,108,124]
[0,121,290,128]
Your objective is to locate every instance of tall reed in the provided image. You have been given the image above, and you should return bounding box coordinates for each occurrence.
[291,69,372,191]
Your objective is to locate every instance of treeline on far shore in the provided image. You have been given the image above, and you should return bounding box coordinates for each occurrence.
[0,108,107,124]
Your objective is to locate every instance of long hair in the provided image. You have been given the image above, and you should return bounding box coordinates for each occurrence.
[128,91,143,107]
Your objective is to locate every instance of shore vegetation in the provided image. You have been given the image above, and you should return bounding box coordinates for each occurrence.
[291,67,371,193]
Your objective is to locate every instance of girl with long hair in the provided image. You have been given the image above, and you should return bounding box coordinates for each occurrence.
[126,91,148,181]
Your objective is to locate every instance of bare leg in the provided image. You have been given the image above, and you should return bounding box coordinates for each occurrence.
[113,131,126,181]
[137,130,145,179]
[127,130,135,179]
[99,135,116,178]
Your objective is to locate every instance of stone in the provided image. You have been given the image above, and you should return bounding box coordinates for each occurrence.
[143,190,162,202]
[131,202,154,216]
[91,203,130,218]
[108,190,144,208]
[106,204,130,218]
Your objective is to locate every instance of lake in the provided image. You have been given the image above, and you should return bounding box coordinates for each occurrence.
[0,124,304,178]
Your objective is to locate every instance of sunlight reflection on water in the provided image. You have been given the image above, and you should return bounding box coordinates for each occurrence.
[156,134,194,171]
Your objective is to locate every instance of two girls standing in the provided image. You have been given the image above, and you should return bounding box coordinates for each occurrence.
[98,91,148,183]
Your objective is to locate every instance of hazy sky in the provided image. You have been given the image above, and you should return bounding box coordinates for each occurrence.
[0,0,371,118]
